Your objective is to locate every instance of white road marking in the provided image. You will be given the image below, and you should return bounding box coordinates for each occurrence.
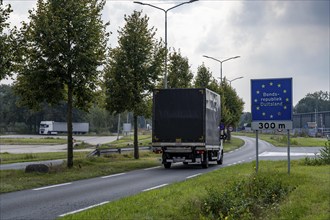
[144,166,161,171]
[33,182,72,191]
[58,201,109,217]
[259,152,320,157]
[143,183,168,192]
[101,173,126,179]
[186,173,202,179]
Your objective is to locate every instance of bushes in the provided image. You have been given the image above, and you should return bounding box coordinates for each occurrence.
[270,135,298,145]
[304,141,330,165]
[202,173,294,219]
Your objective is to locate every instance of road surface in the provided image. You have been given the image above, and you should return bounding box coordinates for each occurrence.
[0,136,322,220]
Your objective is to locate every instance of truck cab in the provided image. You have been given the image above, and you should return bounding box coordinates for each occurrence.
[39,121,57,135]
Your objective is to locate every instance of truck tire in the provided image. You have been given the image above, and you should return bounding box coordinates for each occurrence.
[217,150,223,165]
[164,162,171,169]
[202,153,209,169]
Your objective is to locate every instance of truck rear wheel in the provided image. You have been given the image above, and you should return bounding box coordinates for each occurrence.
[202,153,209,169]
[164,162,171,169]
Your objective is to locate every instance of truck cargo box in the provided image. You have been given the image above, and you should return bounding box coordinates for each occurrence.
[152,88,221,147]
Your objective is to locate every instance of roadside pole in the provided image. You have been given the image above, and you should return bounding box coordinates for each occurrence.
[256,130,259,173]
[287,129,290,175]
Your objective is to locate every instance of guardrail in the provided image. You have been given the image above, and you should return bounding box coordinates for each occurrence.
[87,146,151,157]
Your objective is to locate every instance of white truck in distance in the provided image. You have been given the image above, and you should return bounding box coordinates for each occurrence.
[39,121,89,135]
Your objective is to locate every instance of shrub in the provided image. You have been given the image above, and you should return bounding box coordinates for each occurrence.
[319,141,330,164]
[304,141,330,165]
[202,173,294,219]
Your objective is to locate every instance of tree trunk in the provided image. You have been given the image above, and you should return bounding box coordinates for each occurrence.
[67,80,73,168]
[133,114,139,159]
[226,127,231,141]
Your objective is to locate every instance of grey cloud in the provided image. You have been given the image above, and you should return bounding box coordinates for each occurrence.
[280,1,329,26]
[231,1,329,27]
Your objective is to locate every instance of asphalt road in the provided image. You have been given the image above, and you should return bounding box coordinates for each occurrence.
[0,136,322,220]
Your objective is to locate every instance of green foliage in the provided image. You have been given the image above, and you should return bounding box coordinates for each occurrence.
[0,84,107,134]
[220,79,244,126]
[167,49,193,88]
[304,141,330,165]
[13,0,109,167]
[320,141,330,164]
[104,10,164,115]
[194,63,213,88]
[86,104,117,133]
[104,10,164,159]
[294,91,330,113]
[270,135,299,145]
[14,0,109,111]
[239,112,252,128]
[202,173,294,220]
[0,3,17,80]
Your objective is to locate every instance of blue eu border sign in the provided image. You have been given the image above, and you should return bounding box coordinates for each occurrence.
[251,78,293,175]
[251,78,293,130]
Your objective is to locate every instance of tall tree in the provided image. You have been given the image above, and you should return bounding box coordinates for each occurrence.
[294,91,330,113]
[219,78,244,140]
[0,3,17,80]
[104,10,164,159]
[14,0,109,168]
[194,63,212,88]
[167,50,193,88]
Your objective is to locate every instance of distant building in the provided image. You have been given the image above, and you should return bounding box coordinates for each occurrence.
[293,111,330,137]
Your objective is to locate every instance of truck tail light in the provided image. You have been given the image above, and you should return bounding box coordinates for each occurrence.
[196,150,204,154]
[153,149,162,154]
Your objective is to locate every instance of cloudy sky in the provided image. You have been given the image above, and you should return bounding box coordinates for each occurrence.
[2,0,329,112]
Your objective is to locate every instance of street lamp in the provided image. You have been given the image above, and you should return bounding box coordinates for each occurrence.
[228,76,244,86]
[203,55,240,84]
[134,0,199,89]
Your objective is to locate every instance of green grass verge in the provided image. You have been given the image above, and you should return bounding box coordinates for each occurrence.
[235,132,327,147]
[0,137,67,145]
[223,137,244,152]
[59,160,330,220]
[0,152,87,164]
[0,152,160,193]
[100,135,152,149]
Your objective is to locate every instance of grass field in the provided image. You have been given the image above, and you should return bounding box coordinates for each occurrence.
[60,160,330,220]
[0,152,88,164]
[0,152,160,193]
[0,137,67,145]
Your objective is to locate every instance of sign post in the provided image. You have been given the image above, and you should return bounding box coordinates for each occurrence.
[251,78,293,174]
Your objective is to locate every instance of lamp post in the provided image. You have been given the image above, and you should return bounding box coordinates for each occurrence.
[203,55,240,84]
[228,76,244,86]
[134,0,198,89]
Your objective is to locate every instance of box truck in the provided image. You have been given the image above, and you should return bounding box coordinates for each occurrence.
[39,121,89,135]
[152,88,223,169]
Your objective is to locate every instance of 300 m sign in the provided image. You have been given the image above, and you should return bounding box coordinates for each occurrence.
[251,121,293,130]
